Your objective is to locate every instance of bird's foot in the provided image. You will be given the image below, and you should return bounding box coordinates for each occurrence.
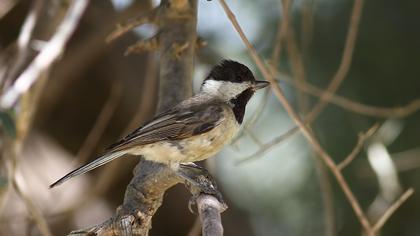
[175,163,227,213]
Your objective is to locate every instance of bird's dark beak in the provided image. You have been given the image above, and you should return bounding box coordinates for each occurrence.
[253,80,270,90]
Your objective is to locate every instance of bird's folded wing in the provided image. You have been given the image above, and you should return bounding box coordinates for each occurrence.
[106,104,225,152]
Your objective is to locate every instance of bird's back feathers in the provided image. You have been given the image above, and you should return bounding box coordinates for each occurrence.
[106,102,224,152]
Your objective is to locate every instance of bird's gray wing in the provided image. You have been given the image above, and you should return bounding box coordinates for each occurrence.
[106,104,225,152]
[49,104,224,188]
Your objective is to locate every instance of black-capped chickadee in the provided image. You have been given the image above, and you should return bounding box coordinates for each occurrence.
[50,60,269,188]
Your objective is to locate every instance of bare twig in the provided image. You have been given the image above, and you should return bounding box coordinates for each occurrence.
[1,0,44,88]
[124,34,159,55]
[12,174,52,236]
[236,125,298,164]
[337,123,380,170]
[263,0,364,145]
[312,155,336,236]
[106,8,158,43]
[243,71,419,164]
[305,0,364,121]
[282,7,308,113]
[220,1,416,235]
[218,0,373,232]
[276,71,420,118]
[271,0,292,65]
[372,188,414,232]
[281,8,335,232]
[197,195,225,236]
[74,82,123,165]
[300,0,315,60]
[90,55,158,198]
[0,0,88,108]
[275,4,335,235]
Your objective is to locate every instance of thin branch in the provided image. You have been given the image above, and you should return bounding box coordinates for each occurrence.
[242,77,419,163]
[1,0,44,88]
[218,0,373,233]
[283,7,308,113]
[90,55,158,198]
[271,0,291,65]
[220,1,416,234]
[276,4,336,235]
[299,0,315,60]
[197,195,225,236]
[243,128,264,147]
[249,0,365,162]
[0,0,89,108]
[372,188,414,232]
[305,0,364,122]
[236,125,298,164]
[74,82,123,165]
[106,8,158,43]
[312,153,336,236]
[124,34,159,55]
[241,70,419,164]
[276,71,420,118]
[12,175,52,236]
[338,123,380,170]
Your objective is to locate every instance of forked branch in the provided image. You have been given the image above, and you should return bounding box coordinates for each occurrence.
[218,0,414,235]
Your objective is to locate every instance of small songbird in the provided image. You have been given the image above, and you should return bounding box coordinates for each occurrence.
[50,60,269,188]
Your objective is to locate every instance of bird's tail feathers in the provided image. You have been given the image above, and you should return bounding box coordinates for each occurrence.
[49,151,125,188]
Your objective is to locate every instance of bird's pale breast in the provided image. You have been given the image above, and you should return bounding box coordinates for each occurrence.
[132,106,239,164]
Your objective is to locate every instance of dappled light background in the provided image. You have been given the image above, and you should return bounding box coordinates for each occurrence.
[0,0,419,235]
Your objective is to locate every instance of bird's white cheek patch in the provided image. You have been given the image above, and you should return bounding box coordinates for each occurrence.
[202,79,250,100]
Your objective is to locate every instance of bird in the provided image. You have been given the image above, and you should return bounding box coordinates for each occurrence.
[50,60,269,188]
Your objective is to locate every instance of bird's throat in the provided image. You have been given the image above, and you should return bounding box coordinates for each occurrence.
[229,88,254,124]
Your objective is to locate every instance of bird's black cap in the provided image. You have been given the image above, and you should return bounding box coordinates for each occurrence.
[206,60,256,83]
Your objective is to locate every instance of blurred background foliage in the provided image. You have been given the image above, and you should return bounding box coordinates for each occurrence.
[0,0,419,235]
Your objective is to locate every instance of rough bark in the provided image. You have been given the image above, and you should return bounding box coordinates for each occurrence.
[69,0,198,235]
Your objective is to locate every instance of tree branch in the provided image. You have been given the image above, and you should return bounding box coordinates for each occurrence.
[68,1,205,235]
[218,1,414,235]
[217,0,373,232]
[197,195,225,236]
[0,0,89,108]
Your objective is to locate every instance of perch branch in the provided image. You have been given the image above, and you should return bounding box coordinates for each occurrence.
[68,1,214,235]
[197,195,225,236]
